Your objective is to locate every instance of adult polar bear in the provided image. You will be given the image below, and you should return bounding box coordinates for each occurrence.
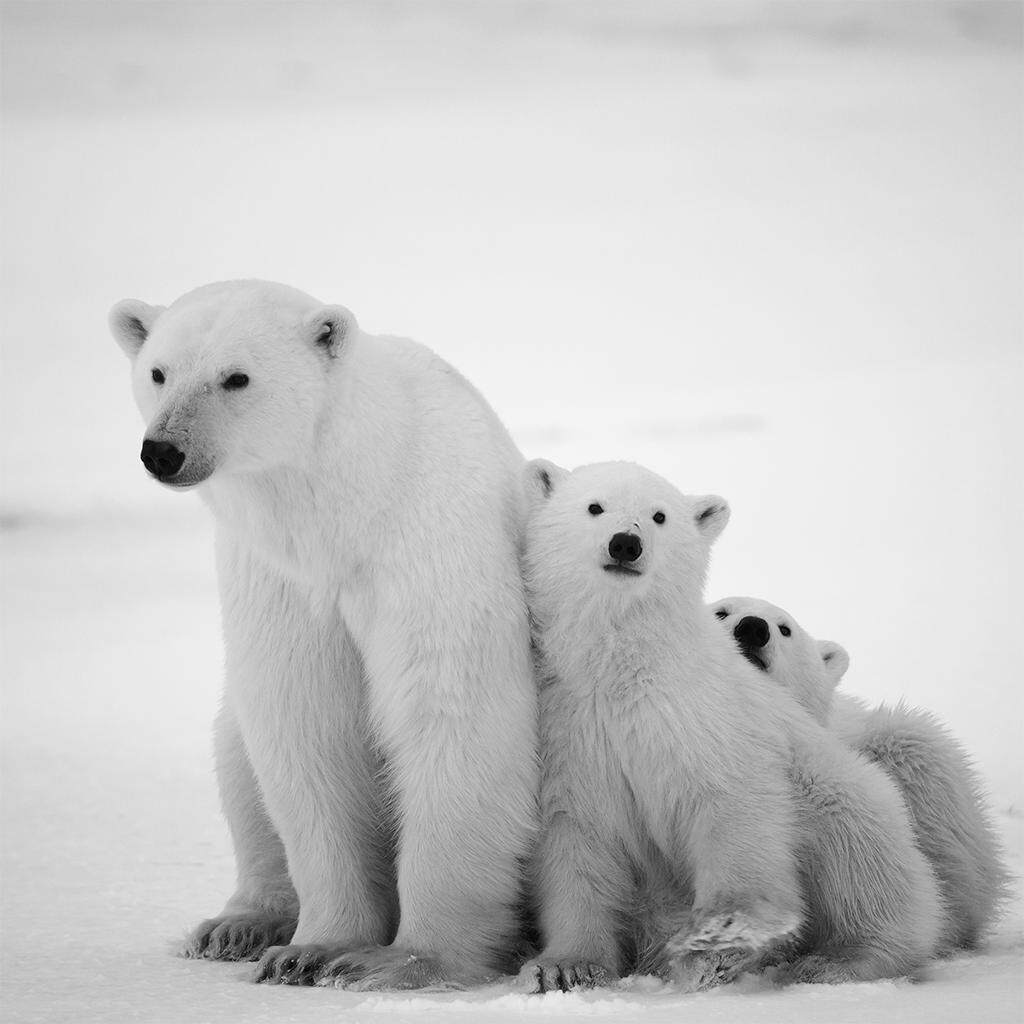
[108,280,538,989]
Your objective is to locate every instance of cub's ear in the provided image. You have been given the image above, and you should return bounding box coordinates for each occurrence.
[524,458,568,508]
[818,640,850,684]
[108,299,166,359]
[304,304,357,357]
[693,495,730,543]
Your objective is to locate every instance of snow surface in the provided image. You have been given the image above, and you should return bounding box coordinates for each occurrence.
[2,2,1022,1022]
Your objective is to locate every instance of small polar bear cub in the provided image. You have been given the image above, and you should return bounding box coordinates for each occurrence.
[713,598,850,726]
[520,460,945,993]
[712,595,1010,951]
[519,460,807,994]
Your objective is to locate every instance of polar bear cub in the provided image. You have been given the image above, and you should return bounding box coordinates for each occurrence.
[519,460,805,993]
[108,280,539,990]
[712,596,1009,951]
[519,460,943,992]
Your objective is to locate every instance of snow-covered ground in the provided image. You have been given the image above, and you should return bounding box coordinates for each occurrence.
[2,2,1021,1021]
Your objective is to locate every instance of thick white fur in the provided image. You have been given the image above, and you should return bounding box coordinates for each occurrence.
[109,280,538,989]
[714,596,1010,951]
[520,462,943,993]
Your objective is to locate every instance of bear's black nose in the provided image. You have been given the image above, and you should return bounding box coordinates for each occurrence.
[608,532,642,563]
[140,439,185,480]
[734,616,770,651]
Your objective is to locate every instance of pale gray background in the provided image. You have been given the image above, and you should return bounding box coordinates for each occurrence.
[2,3,1021,1022]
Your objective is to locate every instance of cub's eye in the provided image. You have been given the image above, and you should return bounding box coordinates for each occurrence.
[653,511,666,525]
[588,503,604,516]
[779,624,792,637]
[151,368,165,385]
[714,608,728,620]
[223,373,250,391]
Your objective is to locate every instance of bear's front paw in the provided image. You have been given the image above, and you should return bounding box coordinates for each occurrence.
[317,945,492,991]
[255,944,345,985]
[518,957,614,994]
[182,912,297,962]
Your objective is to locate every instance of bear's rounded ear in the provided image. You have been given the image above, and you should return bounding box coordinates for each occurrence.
[108,299,166,359]
[818,640,850,684]
[524,458,568,508]
[304,304,357,358]
[693,495,730,543]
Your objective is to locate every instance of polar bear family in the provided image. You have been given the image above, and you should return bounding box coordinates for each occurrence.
[108,280,1006,993]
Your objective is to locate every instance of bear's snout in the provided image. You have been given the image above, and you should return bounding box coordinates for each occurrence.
[608,532,642,564]
[141,438,186,481]
[734,616,770,653]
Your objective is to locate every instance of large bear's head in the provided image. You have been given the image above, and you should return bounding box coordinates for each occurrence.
[710,596,850,724]
[523,459,729,624]
[108,280,355,488]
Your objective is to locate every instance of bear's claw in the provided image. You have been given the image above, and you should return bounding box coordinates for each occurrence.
[316,945,491,991]
[518,957,613,994]
[255,944,342,985]
[182,912,297,962]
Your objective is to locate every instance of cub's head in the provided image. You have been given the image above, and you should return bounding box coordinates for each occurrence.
[108,280,356,488]
[710,596,849,723]
[523,459,729,622]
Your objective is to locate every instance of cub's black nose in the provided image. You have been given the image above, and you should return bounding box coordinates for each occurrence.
[608,532,642,563]
[734,616,770,651]
[140,439,185,480]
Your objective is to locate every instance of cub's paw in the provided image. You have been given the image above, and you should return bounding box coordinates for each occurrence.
[255,944,346,985]
[667,905,799,956]
[765,953,889,986]
[669,948,753,993]
[182,913,297,962]
[317,945,493,991]
[518,957,614,994]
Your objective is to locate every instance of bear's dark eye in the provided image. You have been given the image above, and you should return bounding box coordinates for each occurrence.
[223,373,250,391]
[588,503,604,516]
[653,511,666,525]
[151,368,165,385]
[779,624,792,637]
[715,608,728,619]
